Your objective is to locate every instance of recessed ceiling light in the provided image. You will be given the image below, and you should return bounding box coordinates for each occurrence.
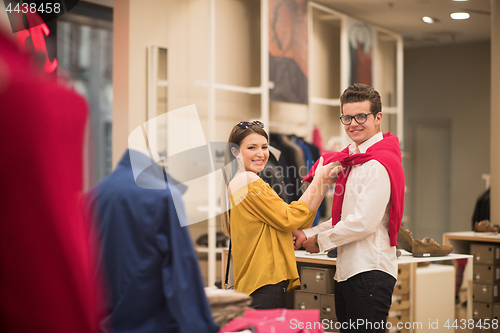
[452,0,468,2]
[451,12,470,19]
[422,16,436,24]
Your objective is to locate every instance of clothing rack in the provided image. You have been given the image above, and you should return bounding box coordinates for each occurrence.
[264,132,327,225]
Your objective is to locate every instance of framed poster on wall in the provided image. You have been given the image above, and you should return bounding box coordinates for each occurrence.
[269,0,308,104]
[346,16,374,86]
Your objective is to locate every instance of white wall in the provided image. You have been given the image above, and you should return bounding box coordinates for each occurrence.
[308,9,342,143]
[112,3,261,232]
[112,0,171,167]
[404,41,490,239]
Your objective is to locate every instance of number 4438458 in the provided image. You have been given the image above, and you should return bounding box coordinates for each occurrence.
[444,319,499,330]
[5,2,61,14]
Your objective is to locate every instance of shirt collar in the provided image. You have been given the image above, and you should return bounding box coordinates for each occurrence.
[349,132,383,155]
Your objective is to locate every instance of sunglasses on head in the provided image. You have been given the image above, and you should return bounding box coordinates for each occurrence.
[236,120,265,129]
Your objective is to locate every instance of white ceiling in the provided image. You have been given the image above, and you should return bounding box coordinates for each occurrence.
[81,0,490,48]
[314,0,491,47]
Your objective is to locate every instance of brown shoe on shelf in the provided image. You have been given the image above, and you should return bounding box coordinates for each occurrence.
[412,237,453,257]
[397,227,414,253]
[474,220,498,233]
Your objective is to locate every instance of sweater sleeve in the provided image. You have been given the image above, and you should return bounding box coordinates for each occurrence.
[231,180,315,232]
[317,160,391,252]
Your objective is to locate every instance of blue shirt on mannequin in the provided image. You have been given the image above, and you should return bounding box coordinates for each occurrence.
[86,150,218,333]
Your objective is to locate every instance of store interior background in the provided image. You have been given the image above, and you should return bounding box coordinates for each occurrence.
[0,0,494,286]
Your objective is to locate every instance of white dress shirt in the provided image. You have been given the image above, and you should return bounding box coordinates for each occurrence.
[303,132,398,281]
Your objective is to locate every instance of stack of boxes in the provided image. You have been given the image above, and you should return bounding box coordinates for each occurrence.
[294,264,412,333]
[471,243,500,333]
[294,267,336,329]
[387,264,411,333]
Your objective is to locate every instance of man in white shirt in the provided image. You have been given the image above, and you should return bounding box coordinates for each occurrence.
[293,84,404,333]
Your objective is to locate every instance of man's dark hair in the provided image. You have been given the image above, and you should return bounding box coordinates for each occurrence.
[340,83,382,115]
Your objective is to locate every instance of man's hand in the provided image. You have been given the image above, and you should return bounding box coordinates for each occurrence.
[292,230,306,250]
[314,157,345,186]
[303,234,320,254]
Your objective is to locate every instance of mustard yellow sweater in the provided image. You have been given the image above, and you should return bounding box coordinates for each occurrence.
[230,179,315,295]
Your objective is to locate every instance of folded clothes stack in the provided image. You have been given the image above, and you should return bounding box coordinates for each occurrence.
[205,287,252,329]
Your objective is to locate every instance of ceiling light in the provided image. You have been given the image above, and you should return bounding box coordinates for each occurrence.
[451,12,470,19]
[452,0,468,2]
[422,16,437,24]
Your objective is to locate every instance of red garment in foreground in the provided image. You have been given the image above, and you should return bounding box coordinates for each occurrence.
[303,133,405,246]
[0,30,104,332]
[221,309,324,333]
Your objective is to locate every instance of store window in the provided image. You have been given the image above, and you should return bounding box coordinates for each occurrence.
[56,2,113,188]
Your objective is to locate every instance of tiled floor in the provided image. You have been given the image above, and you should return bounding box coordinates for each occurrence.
[455,289,471,333]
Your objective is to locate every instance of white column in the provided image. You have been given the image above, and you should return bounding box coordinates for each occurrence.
[491,0,500,224]
[261,0,269,126]
[207,0,217,288]
[112,0,131,167]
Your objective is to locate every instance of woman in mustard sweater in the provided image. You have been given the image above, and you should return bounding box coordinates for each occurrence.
[220,120,341,309]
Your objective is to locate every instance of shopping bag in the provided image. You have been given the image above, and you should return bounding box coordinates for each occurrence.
[220,308,324,333]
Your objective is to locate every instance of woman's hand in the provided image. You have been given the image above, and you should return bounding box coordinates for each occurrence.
[313,157,344,186]
[298,157,345,211]
[292,230,306,250]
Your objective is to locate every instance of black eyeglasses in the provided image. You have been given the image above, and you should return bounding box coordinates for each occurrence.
[236,120,265,129]
[340,112,377,125]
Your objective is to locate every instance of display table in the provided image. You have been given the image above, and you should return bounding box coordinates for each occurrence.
[443,231,500,254]
[295,250,472,265]
[295,251,473,332]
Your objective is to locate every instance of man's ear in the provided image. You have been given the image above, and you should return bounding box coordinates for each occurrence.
[231,147,239,158]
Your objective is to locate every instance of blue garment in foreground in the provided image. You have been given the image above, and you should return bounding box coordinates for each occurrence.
[86,150,218,333]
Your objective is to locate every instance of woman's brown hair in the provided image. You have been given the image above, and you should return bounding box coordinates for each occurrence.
[220,122,268,237]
